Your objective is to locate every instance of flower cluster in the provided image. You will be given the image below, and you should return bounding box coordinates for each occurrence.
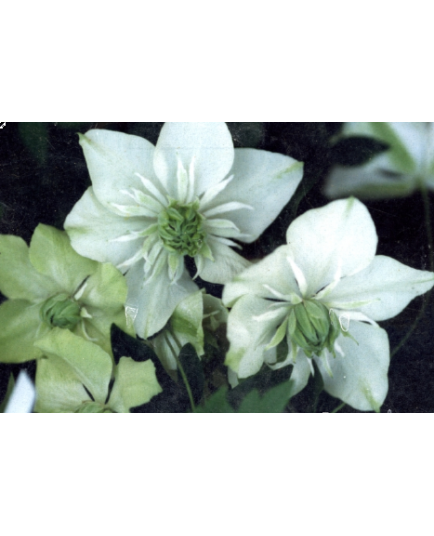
[2,122,434,413]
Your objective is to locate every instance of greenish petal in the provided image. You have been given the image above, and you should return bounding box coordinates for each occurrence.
[0,234,60,301]
[109,357,162,413]
[34,328,112,404]
[0,300,46,363]
[170,291,205,355]
[29,224,98,295]
[80,262,128,312]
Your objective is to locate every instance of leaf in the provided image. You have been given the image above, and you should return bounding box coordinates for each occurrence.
[227,364,293,411]
[238,382,292,413]
[330,136,390,166]
[195,387,234,413]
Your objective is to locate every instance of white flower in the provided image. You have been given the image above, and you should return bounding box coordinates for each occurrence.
[65,123,303,338]
[223,198,434,412]
[325,122,434,199]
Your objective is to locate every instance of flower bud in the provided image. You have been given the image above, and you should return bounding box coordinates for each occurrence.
[40,294,82,330]
[288,299,340,357]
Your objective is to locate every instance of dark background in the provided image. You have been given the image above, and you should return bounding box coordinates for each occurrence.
[1,122,433,412]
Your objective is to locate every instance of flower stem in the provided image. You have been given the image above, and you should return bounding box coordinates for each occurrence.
[331,402,346,413]
[391,186,433,358]
[175,354,196,413]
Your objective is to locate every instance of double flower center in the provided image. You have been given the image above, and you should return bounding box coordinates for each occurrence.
[158,201,206,258]
[40,293,82,330]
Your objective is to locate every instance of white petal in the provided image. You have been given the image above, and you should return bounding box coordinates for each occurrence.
[204,148,303,243]
[325,255,434,321]
[225,294,285,379]
[199,175,234,211]
[197,238,250,285]
[125,260,198,338]
[203,202,253,219]
[79,129,164,210]
[154,122,235,198]
[316,322,390,412]
[286,198,378,297]
[223,245,300,307]
[4,372,36,413]
[65,188,147,270]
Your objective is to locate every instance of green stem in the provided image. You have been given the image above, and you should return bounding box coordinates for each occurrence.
[391,186,433,358]
[331,402,346,413]
[175,354,196,413]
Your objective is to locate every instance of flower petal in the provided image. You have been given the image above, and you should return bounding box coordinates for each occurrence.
[34,329,113,407]
[316,322,390,412]
[4,372,36,413]
[325,255,434,321]
[79,129,163,211]
[288,354,312,398]
[225,294,285,379]
[29,224,98,295]
[207,149,303,242]
[0,301,45,363]
[286,198,378,297]
[154,122,234,197]
[0,234,60,301]
[125,260,198,338]
[197,238,250,285]
[109,357,162,413]
[223,245,300,307]
[65,188,147,270]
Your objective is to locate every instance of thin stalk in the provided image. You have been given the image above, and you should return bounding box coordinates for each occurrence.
[175,354,196,413]
[331,402,346,414]
[391,185,433,358]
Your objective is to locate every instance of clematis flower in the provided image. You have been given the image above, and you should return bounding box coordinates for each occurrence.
[0,225,130,363]
[64,123,304,338]
[34,329,161,413]
[325,122,434,199]
[223,198,434,412]
[151,290,228,372]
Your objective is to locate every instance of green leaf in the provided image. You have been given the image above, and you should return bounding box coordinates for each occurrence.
[29,224,97,295]
[18,122,49,165]
[238,382,291,413]
[195,387,234,413]
[0,234,60,301]
[0,300,45,363]
[330,136,389,167]
[227,364,293,411]
[109,357,162,413]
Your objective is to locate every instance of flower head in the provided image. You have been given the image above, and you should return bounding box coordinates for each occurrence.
[223,198,434,411]
[0,224,130,363]
[325,122,434,199]
[65,123,304,338]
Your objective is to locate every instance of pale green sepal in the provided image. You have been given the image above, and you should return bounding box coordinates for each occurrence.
[0,235,60,301]
[108,357,162,413]
[34,328,112,405]
[0,300,46,363]
[29,224,98,294]
[266,318,289,350]
[203,293,228,332]
[80,262,128,312]
[170,290,205,355]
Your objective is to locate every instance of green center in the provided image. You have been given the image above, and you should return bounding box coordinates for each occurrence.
[288,299,341,358]
[158,201,206,257]
[40,293,82,330]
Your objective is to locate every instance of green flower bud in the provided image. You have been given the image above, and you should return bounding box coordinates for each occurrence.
[40,293,82,330]
[289,299,341,357]
[158,201,207,257]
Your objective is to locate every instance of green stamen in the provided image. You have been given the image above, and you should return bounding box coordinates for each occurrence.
[40,293,82,330]
[158,200,207,257]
